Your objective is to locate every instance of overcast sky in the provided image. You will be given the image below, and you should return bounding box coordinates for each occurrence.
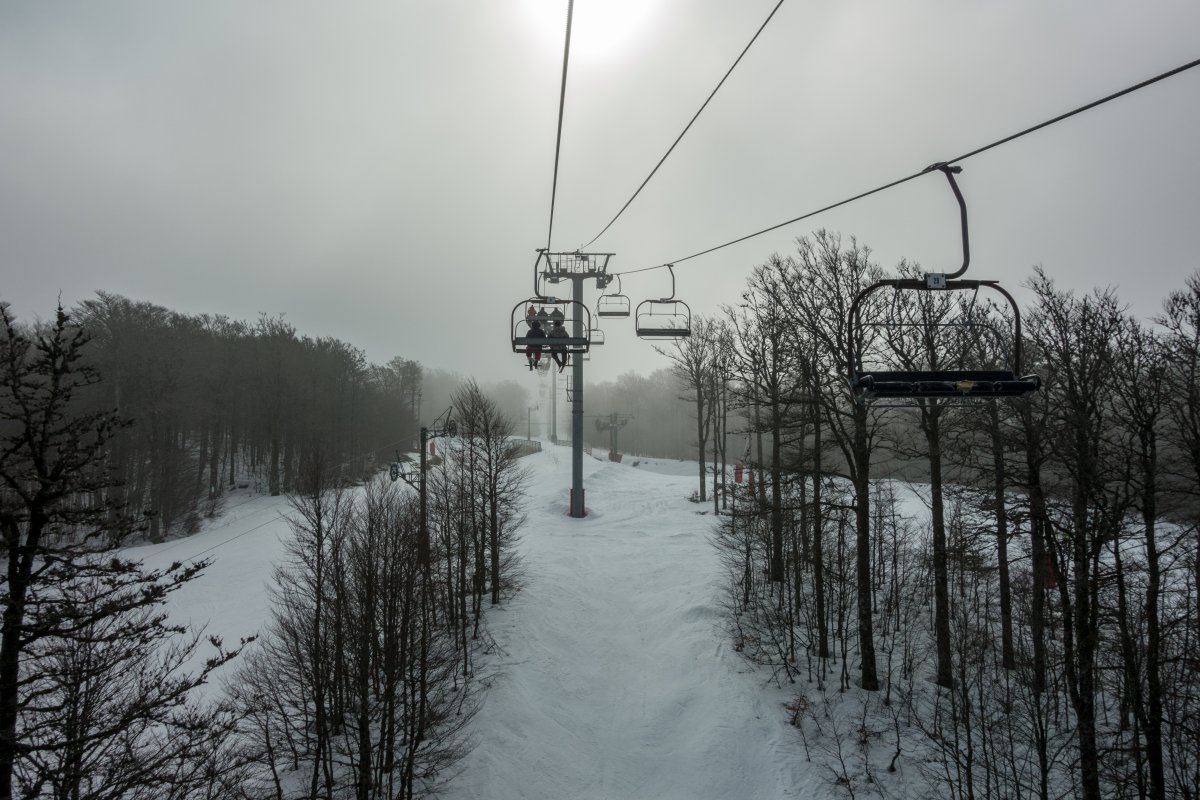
[2,1,1197,386]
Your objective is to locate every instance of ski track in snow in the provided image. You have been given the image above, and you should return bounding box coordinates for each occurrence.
[446,450,808,800]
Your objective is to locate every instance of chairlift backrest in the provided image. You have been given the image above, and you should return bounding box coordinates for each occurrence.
[847,278,1039,404]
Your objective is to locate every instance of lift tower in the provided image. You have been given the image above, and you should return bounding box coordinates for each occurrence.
[594,412,632,458]
[540,250,612,517]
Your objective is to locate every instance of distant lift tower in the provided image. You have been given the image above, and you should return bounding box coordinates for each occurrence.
[541,250,613,517]
[594,412,632,459]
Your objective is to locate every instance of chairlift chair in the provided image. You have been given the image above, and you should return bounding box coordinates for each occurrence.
[848,280,1040,403]
[635,264,692,339]
[511,298,592,354]
[596,275,632,319]
[846,165,1040,405]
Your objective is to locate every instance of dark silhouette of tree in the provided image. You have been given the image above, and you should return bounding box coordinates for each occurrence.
[0,302,242,800]
[775,231,887,691]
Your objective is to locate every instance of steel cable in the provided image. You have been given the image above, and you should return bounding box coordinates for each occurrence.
[545,0,576,252]
[581,0,788,249]
[613,56,1200,277]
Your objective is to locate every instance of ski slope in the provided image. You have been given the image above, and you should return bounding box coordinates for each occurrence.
[445,447,811,800]
[125,445,815,799]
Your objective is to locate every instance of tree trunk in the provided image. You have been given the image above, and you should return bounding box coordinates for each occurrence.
[769,398,784,583]
[1140,437,1166,800]
[0,525,37,800]
[853,405,879,691]
[269,431,281,496]
[812,414,828,660]
[988,403,1015,670]
[490,481,501,606]
[924,406,953,688]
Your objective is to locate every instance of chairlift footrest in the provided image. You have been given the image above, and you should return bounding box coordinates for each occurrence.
[850,370,1041,399]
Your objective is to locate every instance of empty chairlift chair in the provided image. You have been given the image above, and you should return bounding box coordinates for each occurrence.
[847,279,1040,403]
[845,165,1039,405]
[596,275,632,319]
[635,264,691,339]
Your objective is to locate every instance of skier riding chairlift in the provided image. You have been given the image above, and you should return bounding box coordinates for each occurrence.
[524,319,546,370]
[547,318,570,372]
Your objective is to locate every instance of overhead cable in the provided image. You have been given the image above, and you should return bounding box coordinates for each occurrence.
[613,55,1200,277]
[581,0,788,249]
[545,0,576,252]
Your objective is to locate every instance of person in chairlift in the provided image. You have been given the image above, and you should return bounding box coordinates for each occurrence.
[525,319,546,370]
[547,318,570,372]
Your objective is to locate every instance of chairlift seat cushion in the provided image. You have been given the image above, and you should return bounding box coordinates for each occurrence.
[513,336,590,352]
[635,327,692,339]
[851,370,1040,399]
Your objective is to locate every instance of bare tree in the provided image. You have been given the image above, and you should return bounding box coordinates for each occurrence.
[658,316,724,503]
[1027,270,1126,800]
[775,231,887,691]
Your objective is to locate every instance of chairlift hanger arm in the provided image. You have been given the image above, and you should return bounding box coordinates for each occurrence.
[533,249,548,300]
[926,163,970,282]
[660,263,677,301]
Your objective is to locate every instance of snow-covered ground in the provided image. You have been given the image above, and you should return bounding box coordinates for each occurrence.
[125,444,818,799]
[446,446,811,800]
[124,490,291,656]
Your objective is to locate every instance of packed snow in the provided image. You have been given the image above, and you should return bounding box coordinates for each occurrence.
[126,444,820,799]
[446,446,812,799]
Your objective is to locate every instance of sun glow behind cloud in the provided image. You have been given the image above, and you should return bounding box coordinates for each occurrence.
[519,0,661,63]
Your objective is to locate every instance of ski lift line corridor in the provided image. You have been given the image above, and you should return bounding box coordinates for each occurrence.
[445,452,807,799]
[512,249,618,518]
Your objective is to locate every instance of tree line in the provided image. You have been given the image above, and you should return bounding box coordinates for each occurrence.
[663,231,1199,800]
[75,293,423,541]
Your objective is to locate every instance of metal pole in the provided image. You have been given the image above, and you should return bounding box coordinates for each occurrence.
[570,275,585,517]
[418,426,429,566]
[550,363,558,443]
